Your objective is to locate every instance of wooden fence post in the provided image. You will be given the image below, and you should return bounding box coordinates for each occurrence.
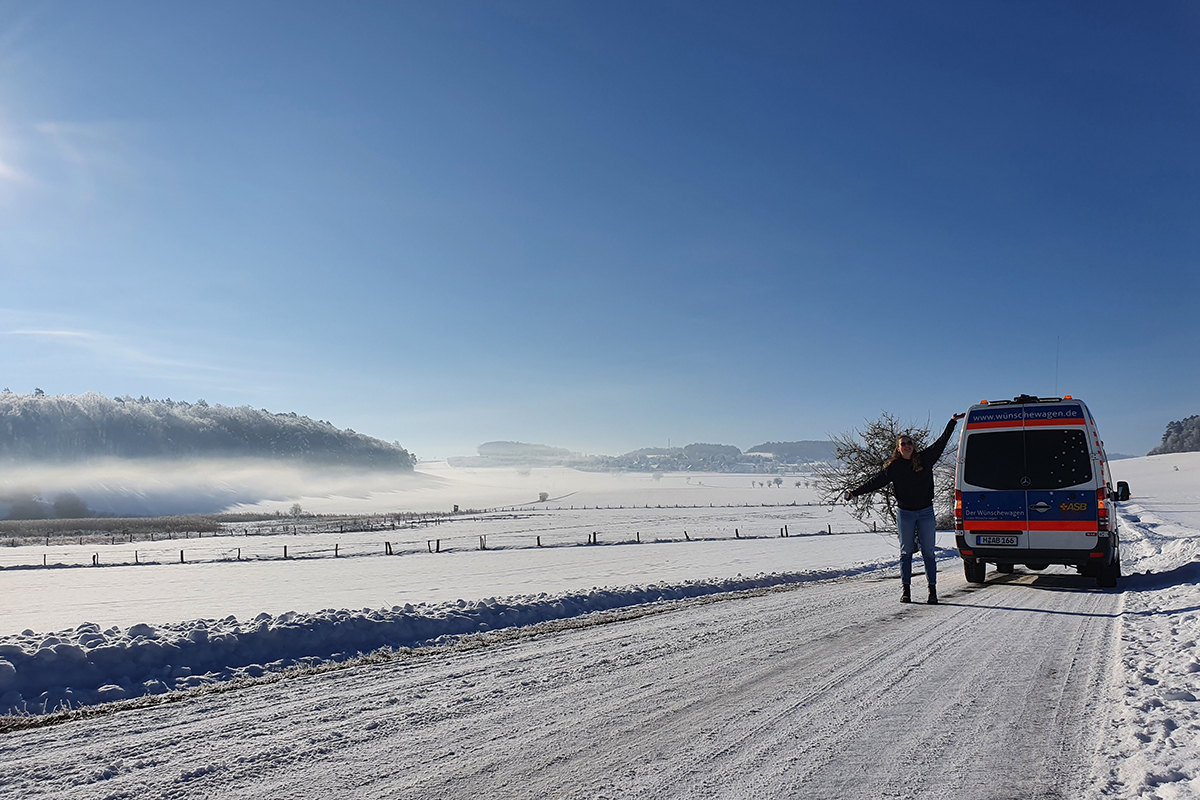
[180,550,184,564]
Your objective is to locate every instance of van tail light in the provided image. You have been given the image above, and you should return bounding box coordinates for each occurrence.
[954,490,963,531]
[1097,488,1109,533]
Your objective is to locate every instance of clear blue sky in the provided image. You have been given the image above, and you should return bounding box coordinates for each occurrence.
[1,2,1196,458]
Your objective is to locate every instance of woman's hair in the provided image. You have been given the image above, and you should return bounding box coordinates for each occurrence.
[885,436,923,472]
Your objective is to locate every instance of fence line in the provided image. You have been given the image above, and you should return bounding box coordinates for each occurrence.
[0,502,844,551]
[0,519,888,571]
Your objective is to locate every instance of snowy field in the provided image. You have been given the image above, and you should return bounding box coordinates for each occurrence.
[0,455,1197,799]
[230,461,832,516]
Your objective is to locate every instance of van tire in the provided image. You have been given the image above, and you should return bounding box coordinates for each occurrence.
[1097,555,1121,589]
[964,560,987,584]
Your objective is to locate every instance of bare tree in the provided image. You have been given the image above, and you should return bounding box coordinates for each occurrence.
[814,411,958,529]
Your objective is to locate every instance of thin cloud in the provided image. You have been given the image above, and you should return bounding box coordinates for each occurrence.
[0,158,21,182]
[35,120,134,151]
[10,119,147,203]
[1,328,266,391]
[0,324,301,400]
[5,329,187,369]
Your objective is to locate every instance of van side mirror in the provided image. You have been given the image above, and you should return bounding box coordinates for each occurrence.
[1116,481,1130,502]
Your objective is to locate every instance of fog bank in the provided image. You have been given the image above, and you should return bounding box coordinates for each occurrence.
[0,458,442,518]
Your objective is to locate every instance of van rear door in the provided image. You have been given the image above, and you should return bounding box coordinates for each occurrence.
[961,410,1029,550]
[1021,405,1097,549]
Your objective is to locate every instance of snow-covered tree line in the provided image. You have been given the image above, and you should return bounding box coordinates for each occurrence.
[0,391,414,469]
[1148,415,1200,455]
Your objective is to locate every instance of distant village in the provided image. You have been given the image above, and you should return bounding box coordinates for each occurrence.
[448,440,838,474]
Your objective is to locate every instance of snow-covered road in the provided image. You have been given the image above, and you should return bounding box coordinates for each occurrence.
[1,564,1119,799]
[2,454,1197,799]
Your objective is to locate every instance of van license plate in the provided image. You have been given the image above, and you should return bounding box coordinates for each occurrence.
[978,535,1018,546]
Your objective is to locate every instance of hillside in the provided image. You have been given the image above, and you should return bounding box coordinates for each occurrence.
[0,391,413,469]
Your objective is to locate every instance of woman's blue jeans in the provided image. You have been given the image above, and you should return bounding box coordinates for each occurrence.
[897,505,937,586]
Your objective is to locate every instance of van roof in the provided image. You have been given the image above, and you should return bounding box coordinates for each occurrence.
[973,394,1083,407]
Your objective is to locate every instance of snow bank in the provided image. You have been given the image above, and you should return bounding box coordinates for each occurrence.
[0,561,884,717]
[1094,451,1200,799]
[1097,519,1200,797]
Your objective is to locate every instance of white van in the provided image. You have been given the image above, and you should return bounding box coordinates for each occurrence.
[954,394,1129,588]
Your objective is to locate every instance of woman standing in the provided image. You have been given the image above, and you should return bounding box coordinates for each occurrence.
[844,413,965,605]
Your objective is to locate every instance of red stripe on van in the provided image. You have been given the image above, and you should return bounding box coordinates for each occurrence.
[1023,418,1086,427]
[965,521,1097,532]
[1027,521,1097,531]
[966,421,1024,430]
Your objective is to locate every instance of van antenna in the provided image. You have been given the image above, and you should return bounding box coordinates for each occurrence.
[1054,336,1060,397]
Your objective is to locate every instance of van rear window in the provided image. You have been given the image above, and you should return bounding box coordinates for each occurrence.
[964,429,1092,490]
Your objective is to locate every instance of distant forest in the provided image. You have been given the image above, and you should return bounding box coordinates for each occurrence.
[0,391,414,469]
[1148,415,1200,456]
